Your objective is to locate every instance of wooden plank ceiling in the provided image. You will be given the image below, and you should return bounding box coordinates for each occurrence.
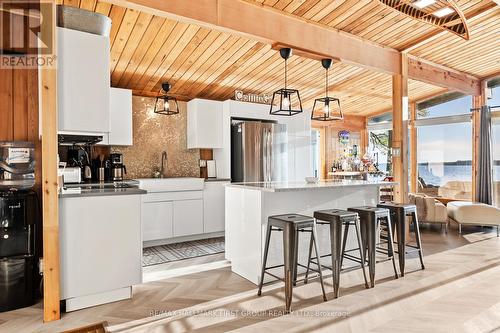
[62,0,499,116]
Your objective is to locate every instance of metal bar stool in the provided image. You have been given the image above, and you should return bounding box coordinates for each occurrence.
[304,209,369,298]
[377,202,425,276]
[347,206,399,287]
[257,214,327,313]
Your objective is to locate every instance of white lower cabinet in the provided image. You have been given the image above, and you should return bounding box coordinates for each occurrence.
[59,194,142,311]
[140,179,227,245]
[173,199,204,237]
[203,181,229,233]
[141,190,204,243]
[142,201,173,242]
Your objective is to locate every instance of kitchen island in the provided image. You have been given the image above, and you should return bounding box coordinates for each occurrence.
[225,180,395,284]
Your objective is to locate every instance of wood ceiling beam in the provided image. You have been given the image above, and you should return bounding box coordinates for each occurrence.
[105,0,401,74]
[407,55,481,95]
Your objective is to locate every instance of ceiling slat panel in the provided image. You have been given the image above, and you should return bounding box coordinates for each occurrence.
[118,19,177,88]
[111,12,154,85]
[109,9,141,74]
[186,40,259,98]
[128,22,190,91]
[147,28,217,93]
[138,24,202,93]
[173,36,243,97]
[108,5,127,47]
[111,17,165,87]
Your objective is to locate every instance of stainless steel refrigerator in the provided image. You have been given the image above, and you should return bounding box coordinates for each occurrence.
[231,119,288,182]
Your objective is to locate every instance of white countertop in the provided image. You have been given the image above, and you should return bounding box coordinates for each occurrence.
[327,171,363,176]
[135,177,205,192]
[226,180,396,192]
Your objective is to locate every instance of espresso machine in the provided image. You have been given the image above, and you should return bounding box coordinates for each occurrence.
[109,153,126,181]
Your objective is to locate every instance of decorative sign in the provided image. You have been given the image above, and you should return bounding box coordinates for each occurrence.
[338,130,350,145]
[234,90,272,105]
[7,148,30,164]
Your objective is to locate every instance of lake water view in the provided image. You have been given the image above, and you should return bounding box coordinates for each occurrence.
[377,162,500,186]
[418,163,500,186]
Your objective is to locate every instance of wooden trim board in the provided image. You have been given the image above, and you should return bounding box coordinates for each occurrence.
[40,0,60,322]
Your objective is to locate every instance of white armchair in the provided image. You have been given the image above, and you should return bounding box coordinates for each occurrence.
[409,193,449,231]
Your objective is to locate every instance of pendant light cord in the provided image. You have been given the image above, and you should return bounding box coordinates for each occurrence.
[325,66,329,98]
[284,58,287,90]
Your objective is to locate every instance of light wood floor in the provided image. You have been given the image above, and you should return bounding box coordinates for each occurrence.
[2,224,500,333]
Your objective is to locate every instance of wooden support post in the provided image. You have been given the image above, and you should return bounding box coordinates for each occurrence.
[471,80,488,202]
[409,102,418,194]
[40,0,60,322]
[360,117,368,157]
[392,54,409,203]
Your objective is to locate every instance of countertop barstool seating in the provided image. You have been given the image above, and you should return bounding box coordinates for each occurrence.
[257,214,327,313]
[304,209,369,298]
[377,202,425,276]
[347,206,399,287]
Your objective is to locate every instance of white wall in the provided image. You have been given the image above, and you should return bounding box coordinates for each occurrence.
[213,99,312,181]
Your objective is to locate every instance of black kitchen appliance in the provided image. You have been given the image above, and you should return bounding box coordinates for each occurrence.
[0,190,38,312]
[110,153,126,181]
[0,141,39,312]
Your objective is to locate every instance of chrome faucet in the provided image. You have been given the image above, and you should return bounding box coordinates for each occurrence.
[160,151,168,178]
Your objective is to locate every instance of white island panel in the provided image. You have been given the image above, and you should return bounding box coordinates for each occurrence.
[225,181,394,284]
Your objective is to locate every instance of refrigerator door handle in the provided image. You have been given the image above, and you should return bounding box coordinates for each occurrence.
[263,128,269,182]
[267,128,274,181]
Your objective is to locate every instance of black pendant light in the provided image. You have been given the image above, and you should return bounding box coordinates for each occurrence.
[154,82,180,115]
[311,59,343,121]
[270,48,303,116]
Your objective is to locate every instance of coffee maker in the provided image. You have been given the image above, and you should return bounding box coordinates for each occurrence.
[110,153,126,181]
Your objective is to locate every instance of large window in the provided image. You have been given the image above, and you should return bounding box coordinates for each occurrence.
[368,129,392,174]
[417,122,472,199]
[416,96,473,200]
[418,95,472,118]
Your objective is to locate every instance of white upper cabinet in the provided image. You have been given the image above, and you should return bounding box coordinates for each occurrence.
[187,99,223,149]
[108,88,133,146]
[57,27,110,133]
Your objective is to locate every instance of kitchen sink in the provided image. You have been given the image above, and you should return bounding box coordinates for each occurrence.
[135,177,205,192]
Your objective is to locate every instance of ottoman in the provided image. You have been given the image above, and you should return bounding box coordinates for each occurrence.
[447,201,500,236]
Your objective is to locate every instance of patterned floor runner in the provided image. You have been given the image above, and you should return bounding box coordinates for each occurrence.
[142,237,225,267]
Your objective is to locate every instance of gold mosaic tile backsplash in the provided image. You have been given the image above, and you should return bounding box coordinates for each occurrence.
[111,97,200,179]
